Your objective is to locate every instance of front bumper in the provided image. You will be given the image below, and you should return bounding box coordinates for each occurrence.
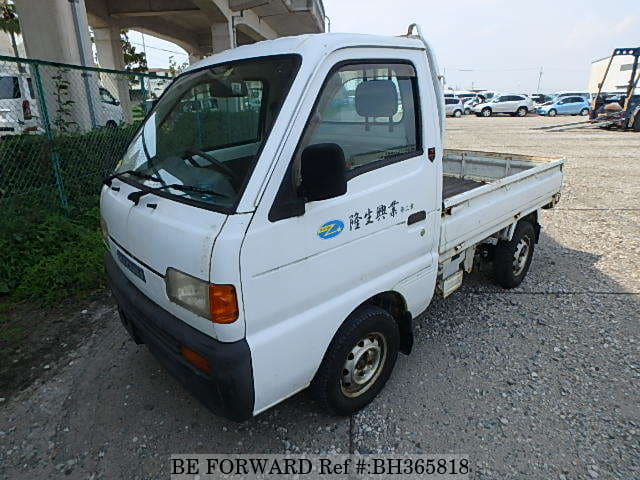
[105,252,254,421]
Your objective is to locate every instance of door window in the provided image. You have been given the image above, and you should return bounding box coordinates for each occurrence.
[297,62,421,176]
[0,77,20,99]
[99,87,118,105]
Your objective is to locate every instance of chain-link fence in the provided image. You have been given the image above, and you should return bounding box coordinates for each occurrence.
[0,54,172,212]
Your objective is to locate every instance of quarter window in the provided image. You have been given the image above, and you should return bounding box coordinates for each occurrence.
[297,62,421,175]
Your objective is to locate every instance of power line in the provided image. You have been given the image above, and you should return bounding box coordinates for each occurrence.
[130,41,188,56]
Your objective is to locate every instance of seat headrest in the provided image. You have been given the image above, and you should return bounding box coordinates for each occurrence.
[355,79,398,118]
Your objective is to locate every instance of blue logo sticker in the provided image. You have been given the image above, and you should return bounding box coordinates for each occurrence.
[317,220,344,239]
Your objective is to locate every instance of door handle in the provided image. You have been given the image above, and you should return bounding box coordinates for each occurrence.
[407,210,426,225]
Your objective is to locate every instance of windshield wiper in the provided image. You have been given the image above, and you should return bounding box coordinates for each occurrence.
[127,183,230,205]
[103,170,161,187]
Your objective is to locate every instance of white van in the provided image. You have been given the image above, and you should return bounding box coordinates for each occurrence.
[0,73,40,135]
[101,27,564,421]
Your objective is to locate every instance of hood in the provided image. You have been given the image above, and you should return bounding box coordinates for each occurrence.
[100,181,226,281]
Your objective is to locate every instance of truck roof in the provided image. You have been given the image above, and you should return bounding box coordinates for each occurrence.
[188,33,426,72]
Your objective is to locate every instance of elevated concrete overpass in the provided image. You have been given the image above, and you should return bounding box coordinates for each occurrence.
[14,0,326,69]
[11,0,324,129]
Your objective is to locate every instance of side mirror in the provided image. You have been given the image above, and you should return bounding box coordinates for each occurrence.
[300,143,347,202]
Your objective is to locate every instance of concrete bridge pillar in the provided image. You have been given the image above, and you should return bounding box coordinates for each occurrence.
[94,25,134,123]
[211,21,234,54]
[14,0,100,132]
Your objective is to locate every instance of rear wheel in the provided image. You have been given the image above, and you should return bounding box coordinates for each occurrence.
[481,107,492,117]
[516,107,528,117]
[310,305,400,416]
[493,221,536,289]
[633,114,640,132]
[580,108,589,116]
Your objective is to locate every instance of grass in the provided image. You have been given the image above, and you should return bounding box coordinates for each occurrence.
[0,201,106,304]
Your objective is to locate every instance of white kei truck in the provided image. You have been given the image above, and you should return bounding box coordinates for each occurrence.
[101,25,564,421]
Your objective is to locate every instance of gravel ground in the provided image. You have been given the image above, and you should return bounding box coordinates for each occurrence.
[1,115,638,479]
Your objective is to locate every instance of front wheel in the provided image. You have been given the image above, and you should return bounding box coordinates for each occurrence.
[548,109,557,117]
[454,109,462,118]
[481,107,492,117]
[310,305,400,416]
[493,221,536,289]
[632,114,640,132]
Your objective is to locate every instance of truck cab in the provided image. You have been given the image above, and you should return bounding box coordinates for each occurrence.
[101,29,563,421]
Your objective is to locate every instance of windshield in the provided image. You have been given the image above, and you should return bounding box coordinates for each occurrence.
[116,55,300,211]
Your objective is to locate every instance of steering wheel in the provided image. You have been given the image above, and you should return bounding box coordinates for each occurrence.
[184,148,240,184]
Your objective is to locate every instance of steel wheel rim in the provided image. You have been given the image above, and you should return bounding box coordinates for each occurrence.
[512,236,531,276]
[341,332,387,398]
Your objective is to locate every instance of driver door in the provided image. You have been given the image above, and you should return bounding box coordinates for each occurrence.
[240,50,441,412]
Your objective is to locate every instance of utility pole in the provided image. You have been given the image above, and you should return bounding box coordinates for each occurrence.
[536,66,543,92]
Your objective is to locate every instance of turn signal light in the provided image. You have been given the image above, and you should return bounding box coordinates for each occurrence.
[209,284,239,324]
[181,346,211,374]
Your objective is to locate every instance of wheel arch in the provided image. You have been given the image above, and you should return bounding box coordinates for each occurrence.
[357,290,413,355]
[521,210,541,243]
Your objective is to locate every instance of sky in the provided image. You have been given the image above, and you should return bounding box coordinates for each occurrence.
[322,0,639,93]
[133,0,638,93]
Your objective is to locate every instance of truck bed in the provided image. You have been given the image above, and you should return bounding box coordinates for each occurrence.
[443,177,486,199]
[439,149,564,260]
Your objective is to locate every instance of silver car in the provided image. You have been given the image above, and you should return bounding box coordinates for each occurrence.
[472,94,533,117]
[445,97,464,117]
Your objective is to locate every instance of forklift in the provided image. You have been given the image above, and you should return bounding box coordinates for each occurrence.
[535,47,640,132]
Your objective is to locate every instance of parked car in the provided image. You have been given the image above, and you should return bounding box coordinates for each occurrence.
[445,97,464,117]
[0,73,40,136]
[531,93,554,105]
[472,94,533,117]
[537,96,590,117]
[552,91,590,101]
[462,96,482,114]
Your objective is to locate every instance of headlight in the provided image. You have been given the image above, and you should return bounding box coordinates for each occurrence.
[165,268,238,323]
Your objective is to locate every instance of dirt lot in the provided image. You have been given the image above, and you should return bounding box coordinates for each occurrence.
[1,115,639,480]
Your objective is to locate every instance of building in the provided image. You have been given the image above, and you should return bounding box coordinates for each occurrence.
[589,54,637,94]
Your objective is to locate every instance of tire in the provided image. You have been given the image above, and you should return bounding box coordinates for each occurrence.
[580,108,589,117]
[481,107,492,117]
[516,107,528,117]
[465,108,471,115]
[454,109,462,118]
[632,114,640,132]
[310,305,400,416]
[548,109,557,117]
[493,221,536,289]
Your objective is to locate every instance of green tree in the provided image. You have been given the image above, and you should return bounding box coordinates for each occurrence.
[121,30,148,72]
[168,55,188,76]
[0,1,20,59]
